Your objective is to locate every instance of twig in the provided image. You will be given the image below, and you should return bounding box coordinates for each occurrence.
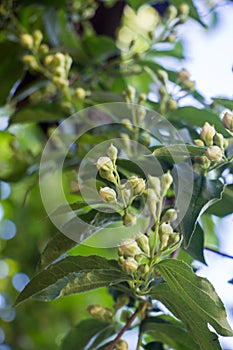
[205,247,233,260]
[104,308,139,350]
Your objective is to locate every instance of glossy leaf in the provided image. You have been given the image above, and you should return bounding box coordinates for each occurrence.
[201,213,219,249]
[167,107,229,137]
[176,174,224,247]
[152,144,205,162]
[16,255,130,305]
[141,316,199,350]
[206,185,233,217]
[156,259,233,336]
[60,318,116,350]
[184,223,206,264]
[151,283,222,350]
[213,98,233,110]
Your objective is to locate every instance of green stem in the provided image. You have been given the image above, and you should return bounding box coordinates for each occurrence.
[151,199,162,258]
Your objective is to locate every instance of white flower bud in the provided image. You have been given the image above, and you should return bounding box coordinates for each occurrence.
[123,212,137,227]
[161,209,177,223]
[136,234,150,256]
[121,258,138,275]
[222,112,233,131]
[167,233,180,247]
[161,172,173,196]
[118,239,141,257]
[214,133,224,149]
[96,156,114,172]
[127,176,145,196]
[166,5,178,20]
[194,139,205,147]
[146,188,158,215]
[106,144,118,162]
[206,146,223,161]
[177,68,190,82]
[148,175,161,197]
[99,169,116,183]
[20,34,34,49]
[200,122,215,146]
[99,187,116,203]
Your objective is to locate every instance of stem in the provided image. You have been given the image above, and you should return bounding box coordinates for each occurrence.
[205,247,233,260]
[136,331,143,350]
[151,199,162,258]
[104,308,140,350]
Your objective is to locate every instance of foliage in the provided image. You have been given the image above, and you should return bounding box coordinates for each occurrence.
[0,0,233,349]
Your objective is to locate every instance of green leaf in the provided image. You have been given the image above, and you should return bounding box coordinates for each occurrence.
[184,223,206,264]
[0,104,15,130]
[151,283,222,350]
[127,0,148,10]
[167,107,229,137]
[83,35,119,63]
[141,316,199,350]
[151,42,184,59]
[0,41,24,104]
[152,144,205,162]
[156,259,233,337]
[16,255,130,305]
[206,185,233,217]
[60,318,116,350]
[12,103,66,123]
[176,174,224,247]
[201,213,219,249]
[213,98,233,110]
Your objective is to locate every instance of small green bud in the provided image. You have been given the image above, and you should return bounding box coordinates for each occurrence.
[121,258,138,274]
[137,108,146,124]
[159,222,173,235]
[107,144,118,162]
[33,30,43,48]
[200,122,216,146]
[177,68,190,82]
[148,175,161,197]
[157,69,168,85]
[167,233,180,247]
[165,33,176,42]
[44,54,54,66]
[99,169,116,183]
[137,263,150,277]
[22,55,38,70]
[99,187,117,203]
[122,118,133,131]
[178,3,190,16]
[123,212,137,227]
[74,87,86,100]
[161,172,173,196]
[194,139,205,147]
[96,156,114,172]
[120,309,132,323]
[53,52,65,67]
[65,53,72,71]
[118,239,141,258]
[38,44,49,55]
[136,234,150,256]
[222,112,233,131]
[125,85,136,103]
[166,5,178,20]
[20,33,33,49]
[53,67,65,77]
[127,176,145,196]
[167,98,178,111]
[138,131,151,147]
[214,133,224,149]
[158,86,167,98]
[116,339,128,350]
[137,93,147,104]
[161,208,177,223]
[205,146,223,161]
[52,76,68,89]
[87,304,113,322]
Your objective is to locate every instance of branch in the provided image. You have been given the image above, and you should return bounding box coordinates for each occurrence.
[205,247,233,260]
[104,308,139,350]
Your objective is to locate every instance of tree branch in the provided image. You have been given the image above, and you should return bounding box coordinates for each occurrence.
[104,308,139,350]
[205,247,233,260]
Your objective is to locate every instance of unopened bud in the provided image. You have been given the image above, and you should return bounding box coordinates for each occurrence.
[120,309,132,323]
[146,188,158,215]
[222,112,233,131]
[123,212,137,227]
[148,175,161,197]
[214,133,224,149]
[39,44,49,55]
[96,156,114,172]
[167,233,180,247]
[125,85,136,103]
[99,169,116,183]
[159,222,173,249]
[127,176,145,196]
[20,34,33,49]
[107,144,118,162]
[194,139,205,147]
[161,172,173,196]
[116,339,128,350]
[33,30,43,48]
[167,98,178,111]
[183,80,195,91]
[53,67,65,77]
[166,33,176,42]
[177,68,190,82]
[53,52,65,67]
[118,239,141,258]
[206,146,223,161]
[166,5,178,20]
[87,305,113,322]
[159,86,167,98]
[122,118,133,131]
[138,131,151,147]
[136,234,150,256]
[178,3,190,16]
[52,76,68,89]
[74,87,86,100]
[200,122,215,147]
[138,93,147,104]
[157,70,168,85]
[137,263,150,277]
[44,54,54,66]
[22,55,38,70]
[99,187,116,203]
[161,209,177,223]
[65,54,72,71]
[121,258,138,275]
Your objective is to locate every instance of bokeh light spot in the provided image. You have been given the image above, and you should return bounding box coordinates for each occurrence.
[12,273,30,292]
[0,261,9,279]
[0,220,17,240]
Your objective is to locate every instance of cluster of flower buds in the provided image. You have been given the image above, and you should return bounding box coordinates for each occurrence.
[118,235,150,276]
[157,70,178,113]
[96,155,116,184]
[158,208,179,251]
[44,52,72,91]
[195,122,228,163]
[87,304,113,323]
[123,85,147,105]
[177,68,195,91]
[21,30,46,70]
